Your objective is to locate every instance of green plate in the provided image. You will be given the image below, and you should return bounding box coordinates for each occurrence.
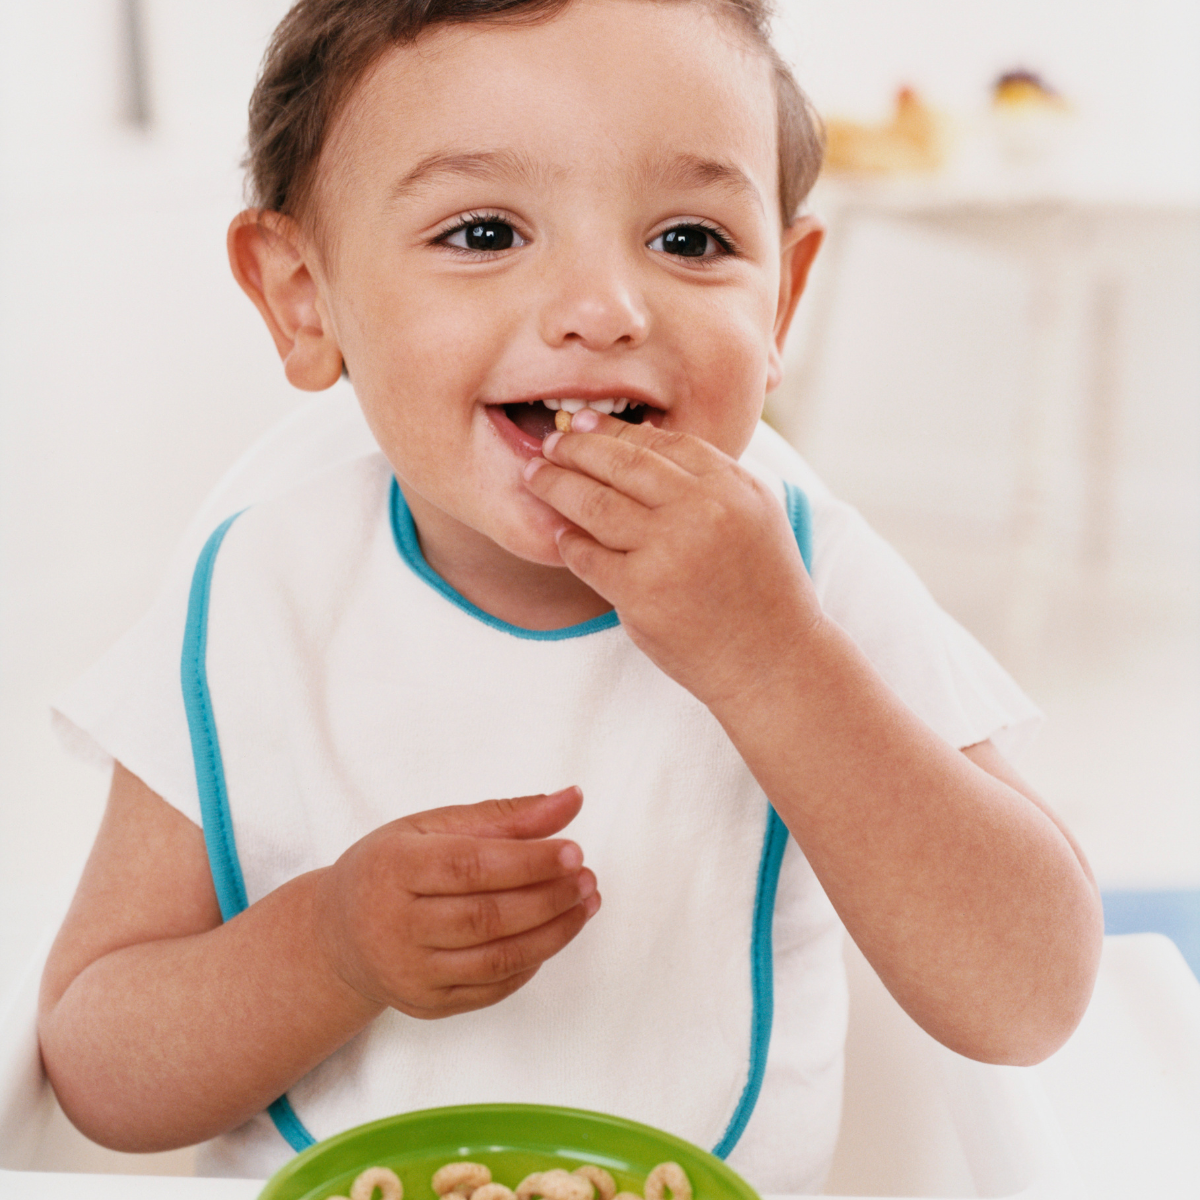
[256,1104,761,1200]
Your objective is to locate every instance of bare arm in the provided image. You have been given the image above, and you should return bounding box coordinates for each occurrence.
[710,627,1102,1065]
[39,764,597,1151]
[526,412,1103,1064]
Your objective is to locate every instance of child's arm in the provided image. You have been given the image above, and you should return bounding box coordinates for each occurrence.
[524,411,1103,1066]
[38,764,597,1151]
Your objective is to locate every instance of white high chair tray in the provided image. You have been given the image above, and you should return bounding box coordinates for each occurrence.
[2,934,1198,1199]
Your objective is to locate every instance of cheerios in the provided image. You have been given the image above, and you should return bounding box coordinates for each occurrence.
[348,1165,403,1200]
[572,1166,615,1200]
[433,1164,492,1196]
[554,410,573,433]
[516,1169,592,1200]
[471,1184,516,1200]
[334,1156,692,1200]
[644,1163,691,1200]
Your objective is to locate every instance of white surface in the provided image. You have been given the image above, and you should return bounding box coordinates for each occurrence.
[5,933,1199,1198]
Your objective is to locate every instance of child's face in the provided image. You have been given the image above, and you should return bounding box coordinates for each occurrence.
[300,0,812,570]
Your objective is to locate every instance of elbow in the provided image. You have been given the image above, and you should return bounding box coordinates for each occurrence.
[38,1023,199,1155]
[949,911,1105,1067]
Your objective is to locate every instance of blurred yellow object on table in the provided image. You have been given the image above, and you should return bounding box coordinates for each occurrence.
[823,87,950,176]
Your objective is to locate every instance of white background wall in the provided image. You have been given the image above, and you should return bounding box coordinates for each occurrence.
[1,1,1198,992]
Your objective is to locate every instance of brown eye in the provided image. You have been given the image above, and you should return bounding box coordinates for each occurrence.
[444,219,524,252]
[651,224,728,258]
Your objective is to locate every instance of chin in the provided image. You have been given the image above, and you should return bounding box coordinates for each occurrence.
[495,523,572,569]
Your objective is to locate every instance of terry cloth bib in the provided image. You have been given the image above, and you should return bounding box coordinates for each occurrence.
[182,454,846,1191]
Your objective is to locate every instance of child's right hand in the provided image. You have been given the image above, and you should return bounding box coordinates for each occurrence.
[313,786,599,1019]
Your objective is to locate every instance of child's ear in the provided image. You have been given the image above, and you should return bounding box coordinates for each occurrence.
[227,210,344,391]
[766,214,824,392]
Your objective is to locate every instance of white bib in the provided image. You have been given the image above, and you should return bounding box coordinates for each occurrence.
[181,453,846,1191]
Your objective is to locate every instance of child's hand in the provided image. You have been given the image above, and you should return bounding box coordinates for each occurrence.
[315,787,598,1019]
[523,412,823,710]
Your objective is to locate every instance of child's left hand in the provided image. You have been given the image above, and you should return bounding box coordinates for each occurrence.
[523,409,822,709]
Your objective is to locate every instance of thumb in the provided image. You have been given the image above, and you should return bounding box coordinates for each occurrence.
[402,786,583,841]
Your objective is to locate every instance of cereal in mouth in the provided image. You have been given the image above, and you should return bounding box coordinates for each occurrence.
[502,399,647,440]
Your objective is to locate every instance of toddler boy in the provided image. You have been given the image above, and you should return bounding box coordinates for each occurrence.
[40,0,1103,1191]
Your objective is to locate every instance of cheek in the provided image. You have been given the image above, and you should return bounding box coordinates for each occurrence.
[676,298,774,452]
[348,283,512,426]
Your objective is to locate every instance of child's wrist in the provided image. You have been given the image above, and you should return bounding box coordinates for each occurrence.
[307,867,389,1018]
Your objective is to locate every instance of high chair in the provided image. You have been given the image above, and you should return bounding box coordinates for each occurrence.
[3,917,1198,1199]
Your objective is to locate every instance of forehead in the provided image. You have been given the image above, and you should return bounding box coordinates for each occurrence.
[318,0,778,219]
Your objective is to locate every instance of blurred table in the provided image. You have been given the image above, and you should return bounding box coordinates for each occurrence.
[774,173,1200,670]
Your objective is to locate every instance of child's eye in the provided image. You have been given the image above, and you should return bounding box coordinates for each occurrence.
[439,217,527,253]
[649,224,732,259]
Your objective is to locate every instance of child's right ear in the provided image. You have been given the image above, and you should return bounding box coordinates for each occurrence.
[227,210,344,391]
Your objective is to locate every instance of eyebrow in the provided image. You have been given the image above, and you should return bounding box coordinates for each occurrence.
[642,153,765,213]
[386,149,554,203]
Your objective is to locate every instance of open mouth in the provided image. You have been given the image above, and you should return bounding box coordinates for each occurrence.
[502,398,650,442]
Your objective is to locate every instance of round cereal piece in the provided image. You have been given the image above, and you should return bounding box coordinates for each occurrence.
[644,1164,690,1200]
[433,1164,492,1197]
[555,410,573,433]
[516,1173,545,1200]
[518,1169,592,1200]
[351,1166,403,1200]
[572,1166,615,1200]
[472,1185,516,1200]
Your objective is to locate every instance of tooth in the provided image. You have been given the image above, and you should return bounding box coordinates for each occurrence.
[589,398,615,414]
[543,398,561,410]
[560,399,586,413]
[612,398,628,414]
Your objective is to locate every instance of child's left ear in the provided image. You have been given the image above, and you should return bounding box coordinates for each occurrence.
[767,215,824,392]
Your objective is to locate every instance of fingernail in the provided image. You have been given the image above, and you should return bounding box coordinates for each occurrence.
[578,869,597,899]
[523,456,546,480]
[572,408,600,432]
[559,842,583,870]
[542,431,562,455]
[583,892,601,918]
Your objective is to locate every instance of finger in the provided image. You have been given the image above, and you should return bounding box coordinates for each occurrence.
[523,458,650,551]
[400,967,544,1019]
[402,787,582,840]
[414,868,598,949]
[559,408,726,476]
[401,830,588,897]
[554,525,627,597]
[427,891,599,987]
[540,421,694,509]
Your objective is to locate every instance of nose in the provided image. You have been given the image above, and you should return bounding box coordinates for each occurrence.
[537,247,650,351]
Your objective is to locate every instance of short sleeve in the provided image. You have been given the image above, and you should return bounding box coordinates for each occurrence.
[51,389,378,825]
[744,421,1042,763]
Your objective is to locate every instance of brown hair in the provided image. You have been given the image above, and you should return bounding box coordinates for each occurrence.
[245,0,824,231]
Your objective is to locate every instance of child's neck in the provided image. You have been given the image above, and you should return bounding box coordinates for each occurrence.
[408,496,613,631]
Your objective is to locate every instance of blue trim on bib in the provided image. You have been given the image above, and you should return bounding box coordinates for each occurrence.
[266,1095,317,1153]
[389,478,621,640]
[182,514,250,922]
[711,480,812,1160]
[181,513,318,1155]
[712,807,790,1159]
[784,480,813,571]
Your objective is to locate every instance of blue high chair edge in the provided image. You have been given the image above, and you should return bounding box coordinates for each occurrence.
[177,483,815,1159]
[1101,889,1200,981]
